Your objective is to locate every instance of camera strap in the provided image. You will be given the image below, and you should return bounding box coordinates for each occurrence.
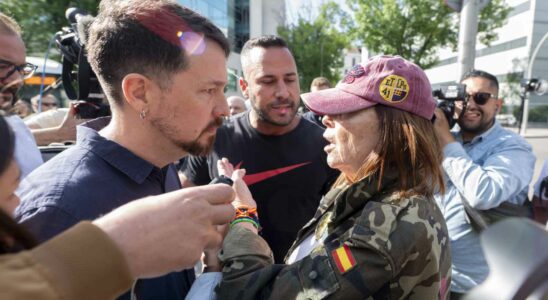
[458,190,490,231]
[77,49,91,100]
[62,57,77,100]
[458,189,533,232]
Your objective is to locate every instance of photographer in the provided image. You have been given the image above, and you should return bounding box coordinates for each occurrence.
[433,70,536,298]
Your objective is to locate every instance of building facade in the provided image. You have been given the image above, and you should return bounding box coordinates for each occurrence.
[425,0,548,123]
[178,0,285,95]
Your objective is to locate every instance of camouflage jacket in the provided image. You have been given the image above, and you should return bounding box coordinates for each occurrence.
[217,174,451,299]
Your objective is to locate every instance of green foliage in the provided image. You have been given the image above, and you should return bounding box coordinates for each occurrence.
[528,105,548,123]
[501,57,527,102]
[347,0,511,69]
[278,2,350,93]
[515,105,548,123]
[513,105,522,121]
[478,0,512,45]
[0,0,100,57]
[500,105,509,114]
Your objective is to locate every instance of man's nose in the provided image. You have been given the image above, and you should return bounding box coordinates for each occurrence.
[275,81,289,99]
[215,94,229,117]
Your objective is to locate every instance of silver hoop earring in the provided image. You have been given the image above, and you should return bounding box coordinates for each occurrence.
[140,109,147,120]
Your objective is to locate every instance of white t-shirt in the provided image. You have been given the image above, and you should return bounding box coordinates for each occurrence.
[286,234,320,264]
[24,108,68,129]
[6,115,43,179]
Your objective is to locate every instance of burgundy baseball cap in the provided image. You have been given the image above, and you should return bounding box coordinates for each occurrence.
[302,55,436,120]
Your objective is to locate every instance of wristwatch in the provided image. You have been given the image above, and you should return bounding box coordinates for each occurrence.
[209,175,233,186]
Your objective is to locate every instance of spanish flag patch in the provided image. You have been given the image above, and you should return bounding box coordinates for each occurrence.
[331,244,357,274]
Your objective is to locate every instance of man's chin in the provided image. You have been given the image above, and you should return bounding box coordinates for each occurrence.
[180,136,216,157]
[459,124,480,133]
[458,120,491,134]
[264,112,298,127]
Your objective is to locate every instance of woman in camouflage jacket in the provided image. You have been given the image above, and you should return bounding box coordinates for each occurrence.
[215,56,452,300]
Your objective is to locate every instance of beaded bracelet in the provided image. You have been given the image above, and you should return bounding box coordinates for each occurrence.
[234,205,259,219]
[231,206,261,230]
[230,217,260,229]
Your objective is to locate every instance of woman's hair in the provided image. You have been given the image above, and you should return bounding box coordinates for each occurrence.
[335,105,445,198]
[0,116,37,253]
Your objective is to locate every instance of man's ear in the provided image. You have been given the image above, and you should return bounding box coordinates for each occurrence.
[495,98,503,113]
[121,74,151,113]
[239,77,249,99]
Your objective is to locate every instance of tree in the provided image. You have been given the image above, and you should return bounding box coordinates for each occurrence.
[502,57,528,113]
[278,2,350,93]
[347,0,511,69]
[0,0,100,57]
[528,105,548,123]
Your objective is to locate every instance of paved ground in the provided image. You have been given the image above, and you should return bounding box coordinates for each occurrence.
[506,127,548,196]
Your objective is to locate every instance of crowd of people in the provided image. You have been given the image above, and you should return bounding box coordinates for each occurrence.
[0,0,546,299]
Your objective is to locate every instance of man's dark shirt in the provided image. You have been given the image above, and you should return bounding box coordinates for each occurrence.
[15,117,194,300]
[184,113,339,262]
[302,111,325,129]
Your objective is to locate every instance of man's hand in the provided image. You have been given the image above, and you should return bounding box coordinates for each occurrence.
[202,224,228,273]
[433,108,456,148]
[93,184,235,279]
[55,102,88,141]
[31,103,88,145]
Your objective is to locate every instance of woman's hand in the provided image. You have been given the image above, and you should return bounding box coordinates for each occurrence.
[230,169,257,209]
[217,157,234,178]
[217,158,258,234]
[217,158,257,209]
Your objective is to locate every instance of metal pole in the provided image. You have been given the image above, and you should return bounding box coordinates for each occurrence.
[519,31,548,136]
[456,0,480,81]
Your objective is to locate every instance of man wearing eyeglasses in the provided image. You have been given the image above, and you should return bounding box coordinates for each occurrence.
[0,13,43,179]
[433,69,536,298]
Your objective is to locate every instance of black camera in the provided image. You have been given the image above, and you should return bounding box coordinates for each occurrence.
[55,8,110,119]
[432,84,468,129]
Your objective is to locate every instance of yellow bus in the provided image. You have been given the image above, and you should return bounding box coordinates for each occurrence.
[19,56,65,104]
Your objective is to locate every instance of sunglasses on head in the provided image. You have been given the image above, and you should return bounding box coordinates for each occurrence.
[468,92,496,105]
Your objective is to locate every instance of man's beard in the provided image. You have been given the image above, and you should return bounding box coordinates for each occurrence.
[0,84,18,112]
[457,108,495,135]
[250,96,298,127]
[179,134,215,157]
[169,117,224,157]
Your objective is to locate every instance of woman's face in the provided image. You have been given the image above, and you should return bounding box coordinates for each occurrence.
[0,159,21,216]
[322,107,380,178]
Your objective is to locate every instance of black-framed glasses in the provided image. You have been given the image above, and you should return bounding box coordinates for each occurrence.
[468,92,497,105]
[0,59,38,81]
